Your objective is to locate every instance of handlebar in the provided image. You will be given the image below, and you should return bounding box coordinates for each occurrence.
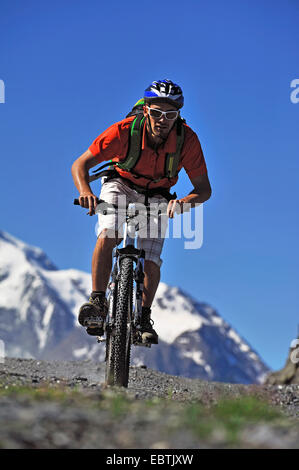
[74,198,120,211]
[73,198,169,216]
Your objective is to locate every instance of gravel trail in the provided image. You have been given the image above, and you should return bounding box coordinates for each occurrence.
[0,358,298,449]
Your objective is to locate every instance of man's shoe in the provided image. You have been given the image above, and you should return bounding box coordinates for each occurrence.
[139,307,158,344]
[78,293,108,336]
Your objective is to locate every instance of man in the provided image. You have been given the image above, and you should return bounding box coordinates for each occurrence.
[71,79,211,344]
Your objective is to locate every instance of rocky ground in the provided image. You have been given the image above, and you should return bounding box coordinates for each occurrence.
[0,357,299,449]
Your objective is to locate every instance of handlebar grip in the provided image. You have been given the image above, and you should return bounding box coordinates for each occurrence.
[73,197,103,206]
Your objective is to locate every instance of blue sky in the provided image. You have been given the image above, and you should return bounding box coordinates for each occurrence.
[0,0,298,371]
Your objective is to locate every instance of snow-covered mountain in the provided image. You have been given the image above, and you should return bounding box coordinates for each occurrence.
[0,230,270,384]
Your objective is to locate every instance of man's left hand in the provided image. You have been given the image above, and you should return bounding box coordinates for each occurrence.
[167,199,183,218]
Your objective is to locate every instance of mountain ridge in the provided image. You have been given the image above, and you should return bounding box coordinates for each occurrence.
[0,229,270,383]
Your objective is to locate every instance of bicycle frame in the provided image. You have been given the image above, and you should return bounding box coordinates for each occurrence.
[74,197,167,385]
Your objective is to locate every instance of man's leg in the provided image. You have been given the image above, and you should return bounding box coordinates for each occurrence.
[136,198,167,344]
[142,260,160,308]
[78,229,122,334]
[138,259,161,344]
[92,228,122,292]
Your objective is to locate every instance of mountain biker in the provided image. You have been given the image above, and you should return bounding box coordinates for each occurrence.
[71,79,212,344]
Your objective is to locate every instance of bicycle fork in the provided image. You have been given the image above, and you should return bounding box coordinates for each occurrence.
[105,245,150,347]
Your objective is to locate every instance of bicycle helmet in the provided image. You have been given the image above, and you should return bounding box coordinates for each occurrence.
[144,79,184,109]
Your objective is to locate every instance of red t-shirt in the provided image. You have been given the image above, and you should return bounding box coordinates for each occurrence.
[89,116,207,189]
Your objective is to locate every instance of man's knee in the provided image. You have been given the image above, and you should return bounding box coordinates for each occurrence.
[144,259,161,271]
[98,228,123,246]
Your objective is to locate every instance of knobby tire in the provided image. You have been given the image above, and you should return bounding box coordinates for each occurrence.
[113,257,133,387]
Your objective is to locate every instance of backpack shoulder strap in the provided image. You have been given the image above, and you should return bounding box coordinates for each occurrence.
[164,118,185,179]
[116,113,145,171]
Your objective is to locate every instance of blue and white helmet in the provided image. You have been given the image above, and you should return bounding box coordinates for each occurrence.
[144,79,184,109]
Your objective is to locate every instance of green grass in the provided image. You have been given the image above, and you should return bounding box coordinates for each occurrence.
[183,396,283,444]
[0,383,135,417]
[107,393,132,417]
[0,383,286,445]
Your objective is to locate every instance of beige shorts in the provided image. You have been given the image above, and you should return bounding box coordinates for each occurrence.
[96,177,169,267]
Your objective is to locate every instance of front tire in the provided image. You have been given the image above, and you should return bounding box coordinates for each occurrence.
[113,257,133,387]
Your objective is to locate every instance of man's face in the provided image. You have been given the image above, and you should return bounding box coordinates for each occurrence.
[143,102,178,140]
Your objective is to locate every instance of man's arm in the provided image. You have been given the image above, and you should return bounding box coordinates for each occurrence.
[167,173,212,218]
[179,173,212,205]
[71,149,100,215]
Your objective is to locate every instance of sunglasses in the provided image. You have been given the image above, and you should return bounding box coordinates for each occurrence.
[146,106,179,121]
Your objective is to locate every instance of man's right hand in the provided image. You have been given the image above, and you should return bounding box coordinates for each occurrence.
[71,149,102,216]
[79,192,99,216]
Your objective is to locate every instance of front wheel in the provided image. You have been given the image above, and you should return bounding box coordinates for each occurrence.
[113,257,133,387]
